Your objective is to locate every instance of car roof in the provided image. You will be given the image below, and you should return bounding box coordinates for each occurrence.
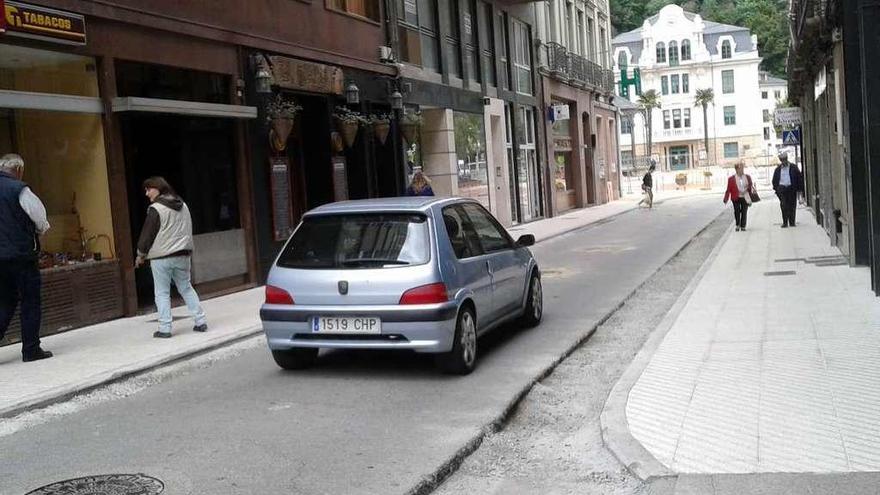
[305,196,474,216]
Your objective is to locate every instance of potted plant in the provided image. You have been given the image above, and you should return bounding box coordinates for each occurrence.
[266,94,302,152]
[334,107,367,148]
[370,113,392,145]
[400,111,422,145]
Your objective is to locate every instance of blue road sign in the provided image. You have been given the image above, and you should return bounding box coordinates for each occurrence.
[782,129,801,146]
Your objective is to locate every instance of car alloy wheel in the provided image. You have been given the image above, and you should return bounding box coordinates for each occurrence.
[531,277,543,321]
[460,310,477,367]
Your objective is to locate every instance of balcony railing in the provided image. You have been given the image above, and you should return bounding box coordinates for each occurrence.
[538,41,615,95]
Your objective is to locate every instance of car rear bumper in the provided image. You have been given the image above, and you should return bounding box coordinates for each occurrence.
[260,302,459,353]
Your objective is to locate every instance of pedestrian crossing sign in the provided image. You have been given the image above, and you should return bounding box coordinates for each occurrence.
[782,129,801,146]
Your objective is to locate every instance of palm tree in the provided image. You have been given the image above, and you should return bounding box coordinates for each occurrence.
[637,90,661,168]
[694,88,714,166]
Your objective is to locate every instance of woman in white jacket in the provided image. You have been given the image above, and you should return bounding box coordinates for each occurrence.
[135,177,207,338]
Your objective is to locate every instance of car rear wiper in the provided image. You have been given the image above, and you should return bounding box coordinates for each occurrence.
[341,258,411,266]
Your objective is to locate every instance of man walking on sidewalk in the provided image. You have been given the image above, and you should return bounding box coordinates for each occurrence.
[638,163,656,209]
[771,152,804,228]
[0,154,53,362]
[135,177,207,338]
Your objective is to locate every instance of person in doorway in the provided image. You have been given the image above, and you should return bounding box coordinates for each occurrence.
[405,170,435,197]
[771,152,804,228]
[723,161,755,231]
[135,177,207,338]
[638,163,655,208]
[0,154,53,362]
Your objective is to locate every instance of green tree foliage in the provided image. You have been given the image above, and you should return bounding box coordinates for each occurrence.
[611,0,789,76]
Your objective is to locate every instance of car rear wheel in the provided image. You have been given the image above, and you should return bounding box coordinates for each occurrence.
[519,272,543,328]
[272,348,318,370]
[436,306,477,375]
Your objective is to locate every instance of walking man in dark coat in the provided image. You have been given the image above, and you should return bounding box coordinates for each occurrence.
[0,154,53,362]
[771,152,804,228]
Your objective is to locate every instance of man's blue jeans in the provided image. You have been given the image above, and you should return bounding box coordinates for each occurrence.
[150,256,207,334]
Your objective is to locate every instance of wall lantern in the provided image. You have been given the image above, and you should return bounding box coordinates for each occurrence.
[390,90,404,111]
[253,55,273,94]
[346,82,360,105]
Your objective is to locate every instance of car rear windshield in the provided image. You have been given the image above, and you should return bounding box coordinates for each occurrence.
[277,213,431,269]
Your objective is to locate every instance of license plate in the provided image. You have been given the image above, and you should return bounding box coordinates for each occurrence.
[312,316,381,334]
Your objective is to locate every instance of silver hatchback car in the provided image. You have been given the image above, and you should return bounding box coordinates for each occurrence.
[260,197,542,374]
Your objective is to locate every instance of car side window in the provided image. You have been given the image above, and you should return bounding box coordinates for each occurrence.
[442,206,483,259]
[459,203,514,253]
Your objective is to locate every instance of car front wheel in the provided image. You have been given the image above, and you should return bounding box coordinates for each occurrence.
[436,306,477,375]
[519,272,543,328]
[272,348,318,370]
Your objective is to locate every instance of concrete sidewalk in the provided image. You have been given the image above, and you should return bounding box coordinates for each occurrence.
[609,198,880,477]
[0,192,706,419]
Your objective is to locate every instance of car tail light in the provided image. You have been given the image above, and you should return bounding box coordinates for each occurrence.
[399,283,448,305]
[265,285,294,305]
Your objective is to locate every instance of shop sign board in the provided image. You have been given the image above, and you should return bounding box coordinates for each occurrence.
[269,156,294,241]
[549,103,570,122]
[269,56,344,95]
[1,0,6,33]
[774,107,802,126]
[3,1,87,45]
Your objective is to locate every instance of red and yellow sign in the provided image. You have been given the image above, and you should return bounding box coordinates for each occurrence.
[3,1,86,45]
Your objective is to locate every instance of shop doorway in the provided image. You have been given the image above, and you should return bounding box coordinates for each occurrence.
[583,112,597,205]
[121,114,242,307]
[669,146,690,170]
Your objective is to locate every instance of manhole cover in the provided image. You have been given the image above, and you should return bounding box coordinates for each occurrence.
[27,474,164,495]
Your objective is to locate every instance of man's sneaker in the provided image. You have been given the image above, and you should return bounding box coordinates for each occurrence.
[193,324,208,333]
[22,348,53,362]
[153,331,172,339]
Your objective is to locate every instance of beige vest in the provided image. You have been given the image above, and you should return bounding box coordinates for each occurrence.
[146,202,194,259]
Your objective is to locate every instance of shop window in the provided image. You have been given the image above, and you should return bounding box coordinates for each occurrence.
[723,142,739,158]
[513,20,532,95]
[516,106,541,221]
[721,40,732,59]
[398,0,441,71]
[0,47,116,265]
[661,76,668,95]
[682,73,689,93]
[116,61,229,103]
[656,42,666,63]
[724,105,736,125]
[663,110,671,130]
[722,69,734,94]
[681,39,691,60]
[454,111,490,209]
[671,75,680,94]
[668,41,679,67]
[328,0,381,22]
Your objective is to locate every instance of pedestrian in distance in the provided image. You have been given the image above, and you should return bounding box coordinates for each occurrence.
[405,170,435,197]
[723,161,756,232]
[771,152,804,228]
[638,163,656,208]
[135,177,207,338]
[0,154,53,362]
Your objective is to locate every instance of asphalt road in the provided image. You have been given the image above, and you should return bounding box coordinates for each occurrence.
[0,196,726,495]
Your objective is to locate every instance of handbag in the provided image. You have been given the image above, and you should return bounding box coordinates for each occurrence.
[749,186,761,203]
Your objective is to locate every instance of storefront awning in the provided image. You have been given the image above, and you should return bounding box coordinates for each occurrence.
[0,89,104,114]
[111,97,257,119]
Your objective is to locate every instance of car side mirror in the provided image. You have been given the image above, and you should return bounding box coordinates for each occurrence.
[516,234,535,247]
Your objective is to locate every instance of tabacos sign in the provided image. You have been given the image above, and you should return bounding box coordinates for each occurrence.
[2,1,86,45]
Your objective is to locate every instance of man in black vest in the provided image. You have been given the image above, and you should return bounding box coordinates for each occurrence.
[771,151,805,228]
[0,154,53,362]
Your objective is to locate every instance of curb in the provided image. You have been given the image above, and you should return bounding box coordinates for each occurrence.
[405,209,729,495]
[0,325,263,419]
[599,217,735,481]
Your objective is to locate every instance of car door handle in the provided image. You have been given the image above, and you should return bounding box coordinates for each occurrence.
[486,260,493,275]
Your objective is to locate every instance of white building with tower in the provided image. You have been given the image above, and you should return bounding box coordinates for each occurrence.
[612,5,766,171]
